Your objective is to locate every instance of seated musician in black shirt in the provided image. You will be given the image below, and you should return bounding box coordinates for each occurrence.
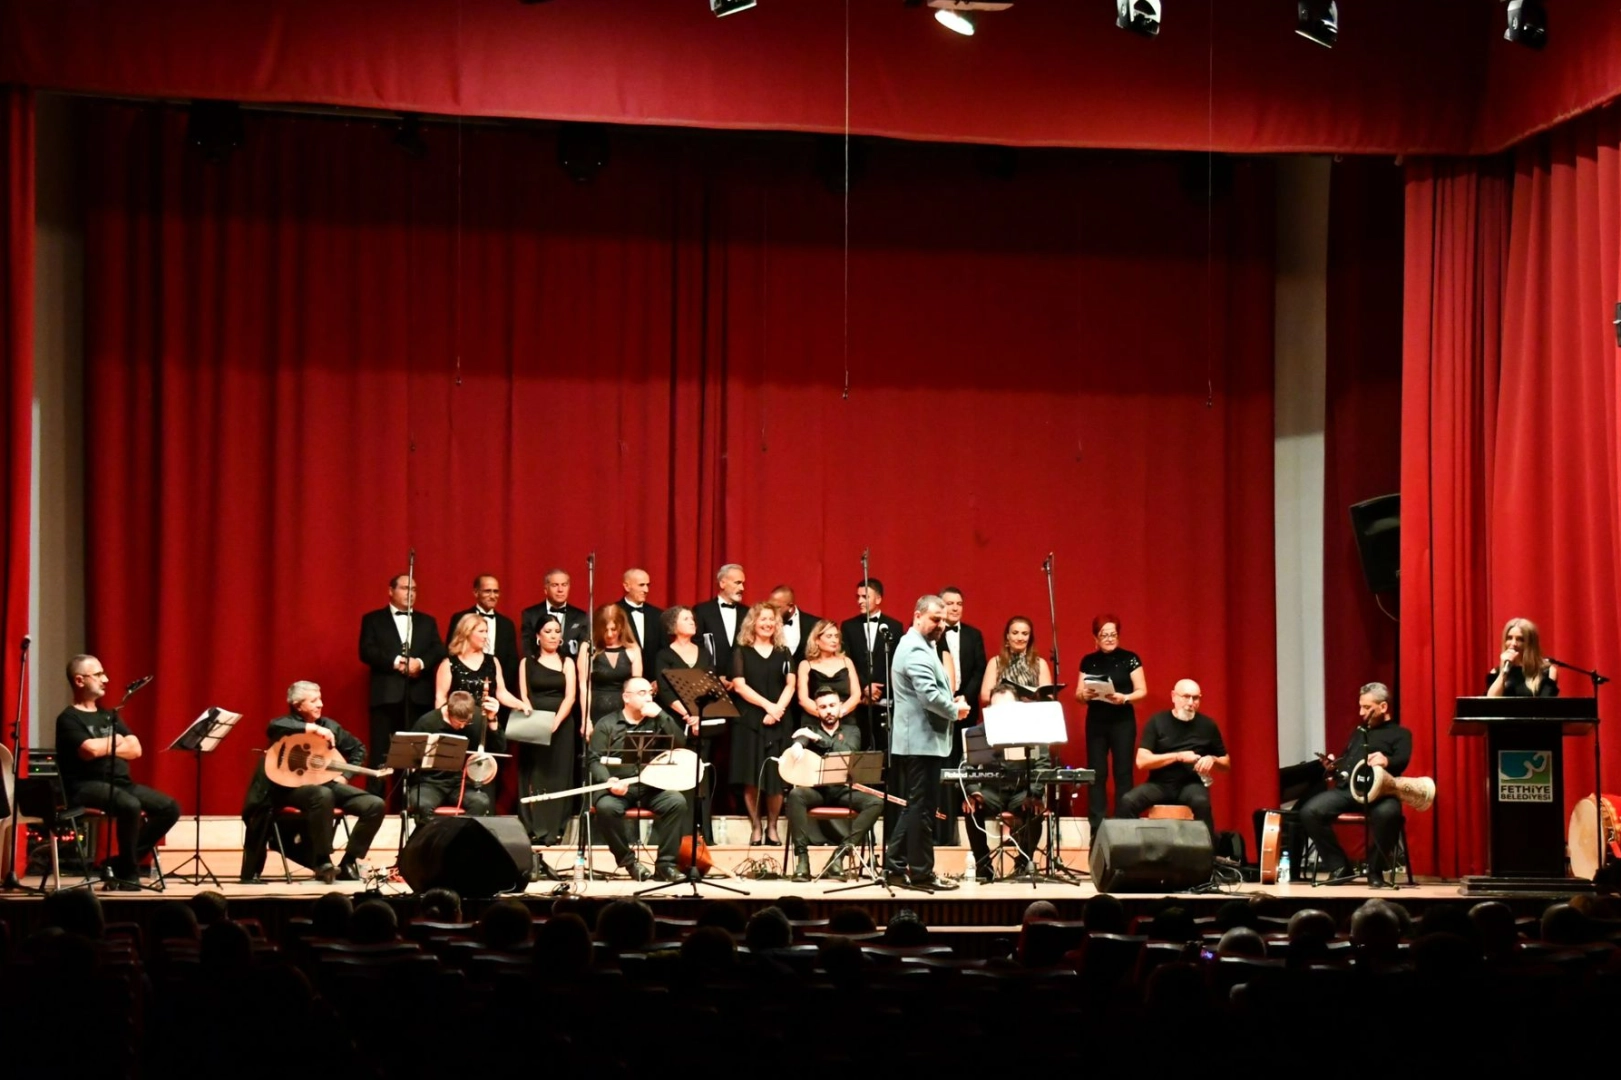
[1116,678,1229,839]
[962,684,1050,883]
[409,690,506,819]
[783,688,883,882]
[54,655,181,888]
[589,677,691,882]
[1299,682,1412,883]
[239,680,387,884]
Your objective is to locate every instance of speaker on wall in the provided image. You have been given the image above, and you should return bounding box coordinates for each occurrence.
[398,815,533,896]
[1089,819,1214,892]
[1349,494,1400,594]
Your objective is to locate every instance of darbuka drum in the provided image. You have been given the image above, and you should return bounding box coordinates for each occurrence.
[1567,793,1621,882]
[1348,760,1436,812]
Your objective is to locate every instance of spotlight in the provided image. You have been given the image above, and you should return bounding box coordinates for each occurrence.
[1296,0,1338,48]
[557,122,610,184]
[711,0,756,15]
[936,9,974,34]
[1504,0,1546,49]
[925,2,1012,36]
[186,101,244,164]
[1115,0,1161,37]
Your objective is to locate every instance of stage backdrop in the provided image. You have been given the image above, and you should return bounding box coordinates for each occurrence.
[1404,103,1621,877]
[78,103,1278,820]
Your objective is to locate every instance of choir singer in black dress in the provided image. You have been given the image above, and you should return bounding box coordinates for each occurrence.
[516,616,579,843]
[651,605,719,842]
[1486,617,1559,697]
[730,602,796,846]
[1075,613,1147,840]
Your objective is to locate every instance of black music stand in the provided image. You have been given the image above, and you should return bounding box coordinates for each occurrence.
[385,731,468,845]
[641,668,743,897]
[802,749,890,894]
[1452,696,1600,894]
[164,707,243,886]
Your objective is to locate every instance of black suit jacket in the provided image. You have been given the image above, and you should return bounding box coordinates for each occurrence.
[943,622,988,722]
[780,609,822,665]
[520,601,590,660]
[359,608,445,708]
[692,597,745,675]
[616,598,667,652]
[842,613,906,694]
[448,608,522,688]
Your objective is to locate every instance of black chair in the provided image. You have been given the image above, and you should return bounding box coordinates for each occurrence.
[14,773,93,891]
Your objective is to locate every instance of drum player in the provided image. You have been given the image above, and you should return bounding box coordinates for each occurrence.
[1299,682,1412,884]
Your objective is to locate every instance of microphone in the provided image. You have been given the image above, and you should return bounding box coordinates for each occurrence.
[126,674,154,693]
[567,639,578,658]
[19,635,30,651]
[1042,553,1053,572]
[703,632,716,657]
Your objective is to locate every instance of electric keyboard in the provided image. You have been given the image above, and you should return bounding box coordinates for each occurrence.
[1032,767,1095,785]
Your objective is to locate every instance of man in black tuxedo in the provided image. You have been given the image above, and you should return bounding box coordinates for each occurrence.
[520,567,589,660]
[691,562,747,675]
[935,585,988,843]
[358,574,445,783]
[616,567,666,651]
[449,574,521,691]
[840,576,906,753]
[768,584,821,666]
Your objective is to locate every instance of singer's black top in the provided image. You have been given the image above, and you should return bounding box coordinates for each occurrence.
[444,651,499,704]
[55,706,134,788]
[1330,720,1412,787]
[1079,648,1142,727]
[651,642,717,715]
[1487,666,1560,697]
[1138,710,1226,788]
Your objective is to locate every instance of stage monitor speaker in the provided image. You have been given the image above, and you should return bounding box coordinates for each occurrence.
[398,815,533,897]
[1089,819,1213,892]
[1349,494,1400,594]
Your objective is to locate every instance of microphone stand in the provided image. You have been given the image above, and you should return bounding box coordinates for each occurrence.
[859,549,895,875]
[1547,656,1610,887]
[2,637,32,891]
[571,553,598,883]
[1038,553,1084,881]
[102,677,162,891]
[1315,723,1379,888]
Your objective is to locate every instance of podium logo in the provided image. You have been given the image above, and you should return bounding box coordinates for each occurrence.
[1497,751,1553,803]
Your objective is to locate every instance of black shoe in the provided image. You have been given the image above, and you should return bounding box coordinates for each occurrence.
[913,874,958,892]
[315,861,337,885]
[238,874,266,886]
[622,861,652,881]
[336,860,361,882]
[654,864,684,883]
[884,869,911,888]
[102,875,141,892]
[792,853,812,883]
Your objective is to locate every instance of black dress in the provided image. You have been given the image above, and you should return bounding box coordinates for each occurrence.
[651,642,718,715]
[589,647,633,723]
[1080,647,1142,833]
[731,644,793,787]
[446,652,497,703]
[1488,666,1560,697]
[521,656,574,843]
[805,663,853,707]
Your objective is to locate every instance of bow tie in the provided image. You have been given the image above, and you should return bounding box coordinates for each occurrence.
[782,616,794,626]
[625,603,643,611]
[476,610,496,618]
[548,608,567,615]
[720,601,739,609]
[867,617,882,623]
[946,625,960,632]
[393,610,410,618]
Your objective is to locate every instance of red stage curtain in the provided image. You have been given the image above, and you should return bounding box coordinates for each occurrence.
[0,0,1508,156]
[1404,105,1621,875]
[1322,158,1403,748]
[78,103,1278,817]
[1,86,32,866]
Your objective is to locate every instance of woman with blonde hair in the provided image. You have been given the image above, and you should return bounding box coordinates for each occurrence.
[730,602,796,845]
[1486,617,1558,697]
[796,620,862,719]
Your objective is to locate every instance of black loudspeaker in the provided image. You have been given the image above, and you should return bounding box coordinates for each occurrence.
[1089,819,1213,892]
[398,815,533,896]
[1349,494,1401,594]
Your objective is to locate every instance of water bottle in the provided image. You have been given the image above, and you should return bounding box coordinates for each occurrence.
[1277,851,1292,885]
[573,852,588,894]
[962,851,977,887]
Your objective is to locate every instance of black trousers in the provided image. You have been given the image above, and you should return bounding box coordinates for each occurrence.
[786,786,883,849]
[410,781,496,819]
[1086,716,1137,837]
[69,780,181,873]
[1300,788,1404,875]
[1117,779,1215,840]
[594,784,688,869]
[275,782,386,864]
[964,788,1043,873]
[885,755,945,878]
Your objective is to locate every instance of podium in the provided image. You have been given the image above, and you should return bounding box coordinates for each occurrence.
[1451,696,1600,892]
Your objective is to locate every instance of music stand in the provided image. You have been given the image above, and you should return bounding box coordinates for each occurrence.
[983,701,1074,887]
[642,670,744,897]
[807,749,891,894]
[385,731,468,844]
[164,707,243,886]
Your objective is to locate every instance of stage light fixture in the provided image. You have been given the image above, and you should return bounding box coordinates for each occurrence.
[186,101,244,164]
[1296,0,1338,48]
[936,8,974,34]
[1504,0,1546,49]
[925,2,1012,36]
[711,0,757,16]
[1115,0,1161,37]
[557,122,610,184]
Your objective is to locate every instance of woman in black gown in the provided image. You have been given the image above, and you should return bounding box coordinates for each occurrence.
[580,604,642,737]
[434,614,526,718]
[795,620,862,720]
[1074,613,1147,840]
[1486,617,1559,697]
[651,605,719,841]
[516,616,579,843]
[730,602,796,845]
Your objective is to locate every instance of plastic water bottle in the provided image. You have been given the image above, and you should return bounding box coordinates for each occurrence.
[1277,851,1292,885]
[962,851,977,887]
[573,852,587,894]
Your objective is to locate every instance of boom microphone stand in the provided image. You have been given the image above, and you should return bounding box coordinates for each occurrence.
[859,549,898,873]
[1547,656,1609,886]
[1,636,32,891]
[1038,553,1085,881]
[570,553,599,885]
[102,674,164,892]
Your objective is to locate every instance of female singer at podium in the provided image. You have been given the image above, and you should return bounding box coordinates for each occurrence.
[1486,617,1559,697]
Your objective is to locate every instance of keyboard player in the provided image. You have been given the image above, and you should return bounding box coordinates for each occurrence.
[959,685,1051,882]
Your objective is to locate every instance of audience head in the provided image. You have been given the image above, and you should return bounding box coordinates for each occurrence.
[1147,905,1196,943]
[818,935,867,984]
[596,899,656,953]
[1410,932,1484,979]
[189,890,230,928]
[827,907,877,936]
[1214,898,1261,933]
[1022,900,1059,926]
[695,901,749,936]
[1082,893,1128,935]
[1349,900,1402,965]
[883,908,929,946]
[745,906,793,951]
[1215,927,1267,959]
[1540,902,1594,946]
[776,895,813,921]
[1468,901,1519,958]
[680,926,738,976]
[478,898,534,950]
[151,900,201,943]
[200,919,253,977]
[550,896,594,929]
[348,899,399,944]
[311,892,354,938]
[417,887,463,923]
[43,888,105,940]
[534,913,594,978]
[1417,902,1477,944]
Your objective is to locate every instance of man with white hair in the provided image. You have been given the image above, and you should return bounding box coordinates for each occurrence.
[1116,679,1229,839]
[692,563,747,673]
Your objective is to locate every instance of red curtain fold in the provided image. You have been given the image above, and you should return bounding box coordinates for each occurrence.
[79,103,1278,817]
[1404,104,1621,876]
[1,85,32,868]
[1322,157,1403,747]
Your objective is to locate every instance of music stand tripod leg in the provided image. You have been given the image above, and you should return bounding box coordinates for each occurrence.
[636,728,746,898]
